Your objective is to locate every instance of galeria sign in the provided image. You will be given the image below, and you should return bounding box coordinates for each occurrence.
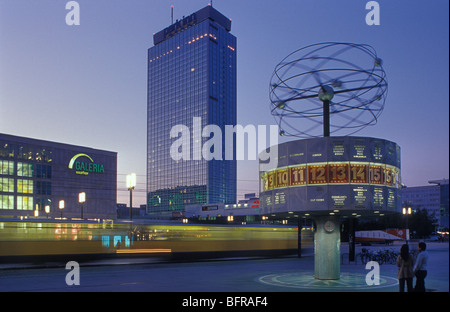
[68,153,105,175]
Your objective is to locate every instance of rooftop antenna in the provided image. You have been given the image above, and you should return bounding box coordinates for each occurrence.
[171,5,174,24]
[210,0,213,7]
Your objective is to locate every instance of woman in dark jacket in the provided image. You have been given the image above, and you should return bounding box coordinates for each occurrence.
[397,244,414,292]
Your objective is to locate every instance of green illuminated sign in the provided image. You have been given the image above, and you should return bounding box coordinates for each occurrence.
[68,153,105,175]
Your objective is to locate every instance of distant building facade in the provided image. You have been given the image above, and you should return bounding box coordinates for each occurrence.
[402,179,449,229]
[0,133,117,219]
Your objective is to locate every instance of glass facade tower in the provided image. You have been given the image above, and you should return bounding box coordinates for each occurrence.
[147,6,237,218]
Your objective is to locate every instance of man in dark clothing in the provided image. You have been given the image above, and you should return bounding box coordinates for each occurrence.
[413,242,429,292]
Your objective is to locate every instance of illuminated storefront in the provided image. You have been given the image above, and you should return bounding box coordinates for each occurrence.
[0,133,117,219]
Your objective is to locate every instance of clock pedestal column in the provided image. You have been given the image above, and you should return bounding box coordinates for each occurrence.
[314,215,340,280]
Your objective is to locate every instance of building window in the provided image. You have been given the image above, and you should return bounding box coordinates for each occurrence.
[17,196,33,210]
[18,146,33,160]
[0,160,14,175]
[0,195,14,210]
[35,181,51,195]
[0,143,15,158]
[0,177,14,193]
[17,179,33,194]
[17,163,33,177]
[36,148,52,163]
[36,165,51,179]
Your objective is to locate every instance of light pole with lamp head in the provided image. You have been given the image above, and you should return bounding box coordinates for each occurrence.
[45,205,50,219]
[127,173,136,220]
[79,192,86,219]
[402,206,412,243]
[59,200,65,219]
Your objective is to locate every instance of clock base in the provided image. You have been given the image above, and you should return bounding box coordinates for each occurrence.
[314,215,341,280]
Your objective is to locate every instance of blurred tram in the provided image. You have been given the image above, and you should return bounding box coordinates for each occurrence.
[0,220,313,262]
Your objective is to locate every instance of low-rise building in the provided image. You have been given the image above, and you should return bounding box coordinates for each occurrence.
[0,133,117,219]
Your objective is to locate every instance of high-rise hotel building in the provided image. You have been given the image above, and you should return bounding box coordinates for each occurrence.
[147,6,237,218]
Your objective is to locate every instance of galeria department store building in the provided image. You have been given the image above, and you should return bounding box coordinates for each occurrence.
[0,133,117,220]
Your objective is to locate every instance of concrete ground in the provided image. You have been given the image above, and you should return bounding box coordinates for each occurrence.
[0,242,447,293]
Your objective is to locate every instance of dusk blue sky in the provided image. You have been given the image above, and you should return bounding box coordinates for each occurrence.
[0,0,448,206]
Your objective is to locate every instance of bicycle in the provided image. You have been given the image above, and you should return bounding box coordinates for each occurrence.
[381,248,398,264]
[358,248,398,265]
[359,248,372,264]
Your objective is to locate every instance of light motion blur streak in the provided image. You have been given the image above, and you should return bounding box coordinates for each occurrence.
[0,221,308,259]
[115,249,172,254]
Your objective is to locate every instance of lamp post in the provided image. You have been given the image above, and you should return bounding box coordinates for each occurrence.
[79,192,86,219]
[402,206,412,243]
[34,203,39,217]
[45,205,50,219]
[126,173,136,220]
[59,200,65,219]
[318,85,334,137]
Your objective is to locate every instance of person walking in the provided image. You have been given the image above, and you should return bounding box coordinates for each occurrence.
[397,244,414,292]
[413,242,429,292]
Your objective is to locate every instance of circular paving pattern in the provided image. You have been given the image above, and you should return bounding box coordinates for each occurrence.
[258,271,398,291]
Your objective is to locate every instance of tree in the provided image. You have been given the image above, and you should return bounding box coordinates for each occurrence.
[409,208,436,239]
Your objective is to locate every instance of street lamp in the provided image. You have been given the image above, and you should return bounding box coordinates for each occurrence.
[45,205,50,219]
[402,206,412,215]
[126,173,136,220]
[34,203,39,217]
[59,200,65,219]
[79,192,86,219]
[402,206,412,243]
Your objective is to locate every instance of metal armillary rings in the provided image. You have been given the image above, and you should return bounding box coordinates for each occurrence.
[270,42,388,138]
